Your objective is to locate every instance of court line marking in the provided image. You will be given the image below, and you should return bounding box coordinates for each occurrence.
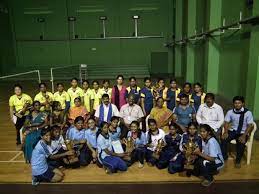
[0,161,25,163]
[0,151,22,153]
[10,151,23,161]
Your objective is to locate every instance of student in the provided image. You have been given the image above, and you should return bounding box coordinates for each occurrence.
[95,94,120,125]
[153,78,168,107]
[140,77,154,117]
[145,119,165,166]
[82,80,93,113]
[191,82,206,112]
[67,78,84,108]
[111,75,127,110]
[109,116,121,141]
[126,76,141,104]
[173,94,196,133]
[85,117,99,164]
[91,80,103,112]
[101,80,112,99]
[126,121,146,168]
[192,124,224,187]
[196,93,224,138]
[23,101,49,163]
[156,123,181,171]
[68,97,89,125]
[9,84,32,145]
[97,121,128,174]
[31,127,73,183]
[166,79,181,111]
[34,83,53,112]
[177,82,194,104]
[53,83,70,113]
[66,116,91,166]
[50,101,66,130]
[221,96,254,168]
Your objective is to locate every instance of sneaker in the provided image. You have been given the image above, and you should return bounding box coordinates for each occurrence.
[138,162,144,168]
[201,179,215,187]
[104,167,112,174]
[31,176,39,186]
[235,163,241,169]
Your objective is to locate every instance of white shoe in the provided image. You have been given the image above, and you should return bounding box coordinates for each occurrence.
[138,162,144,168]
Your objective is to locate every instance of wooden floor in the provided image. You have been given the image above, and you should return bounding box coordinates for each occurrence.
[0,82,259,183]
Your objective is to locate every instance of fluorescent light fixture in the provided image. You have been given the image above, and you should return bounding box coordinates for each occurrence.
[132,15,140,19]
[68,16,76,21]
[99,16,107,20]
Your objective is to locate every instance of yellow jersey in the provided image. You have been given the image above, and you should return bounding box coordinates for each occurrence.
[53,91,70,110]
[100,87,112,99]
[83,89,93,112]
[34,91,54,111]
[91,88,103,110]
[67,87,84,107]
[9,93,32,115]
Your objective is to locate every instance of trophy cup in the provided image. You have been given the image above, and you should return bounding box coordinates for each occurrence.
[123,137,135,161]
[183,137,198,170]
[64,140,79,164]
[152,138,165,160]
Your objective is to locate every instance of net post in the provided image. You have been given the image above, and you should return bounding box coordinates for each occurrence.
[50,68,54,93]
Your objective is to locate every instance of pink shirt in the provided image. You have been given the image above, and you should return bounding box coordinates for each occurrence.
[111,85,127,110]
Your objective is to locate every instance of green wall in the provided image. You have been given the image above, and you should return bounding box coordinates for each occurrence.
[2,0,174,79]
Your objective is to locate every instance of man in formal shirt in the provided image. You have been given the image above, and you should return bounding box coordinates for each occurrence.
[196,93,224,137]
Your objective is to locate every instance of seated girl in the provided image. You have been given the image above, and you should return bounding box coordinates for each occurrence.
[85,117,100,164]
[66,116,91,167]
[126,121,146,168]
[31,127,74,184]
[192,124,224,187]
[145,119,165,166]
[109,116,121,141]
[173,94,196,133]
[97,121,127,174]
[68,97,89,126]
[22,101,49,163]
[156,123,181,171]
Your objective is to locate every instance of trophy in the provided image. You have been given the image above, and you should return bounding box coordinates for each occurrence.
[123,137,135,161]
[15,100,32,118]
[152,138,165,160]
[64,140,79,164]
[183,137,198,170]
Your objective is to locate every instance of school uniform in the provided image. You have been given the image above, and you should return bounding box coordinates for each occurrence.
[140,87,154,115]
[126,86,141,104]
[9,93,32,144]
[83,89,93,112]
[167,88,181,111]
[173,105,196,129]
[34,91,54,111]
[191,92,206,112]
[156,133,181,170]
[67,87,84,107]
[66,127,91,166]
[127,131,147,165]
[31,140,55,182]
[109,127,121,141]
[193,137,224,181]
[100,88,112,99]
[91,88,103,111]
[97,133,127,173]
[53,91,70,111]
[221,108,254,163]
[145,129,165,165]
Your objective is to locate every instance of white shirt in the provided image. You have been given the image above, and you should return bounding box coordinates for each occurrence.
[146,128,165,151]
[196,103,224,132]
[95,103,120,122]
[120,103,144,125]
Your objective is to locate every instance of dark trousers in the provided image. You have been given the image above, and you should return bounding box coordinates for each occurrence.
[168,154,184,174]
[75,144,92,167]
[130,147,145,165]
[193,157,222,181]
[221,130,247,163]
[15,116,26,145]
[156,149,176,169]
[145,149,158,165]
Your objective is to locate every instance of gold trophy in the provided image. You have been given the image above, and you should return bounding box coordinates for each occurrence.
[123,137,135,161]
[64,140,79,164]
[15,100,31,118]
[152,138,165,160]
[183,137,198,170]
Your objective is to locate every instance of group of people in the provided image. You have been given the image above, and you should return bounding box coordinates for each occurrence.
[8,75,255,187]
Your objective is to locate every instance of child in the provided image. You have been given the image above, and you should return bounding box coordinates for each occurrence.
[109,116,122,141]
[34,83,53,112]
[82,80,93,113]
[101,80,112,99]
[67,78,84,108]
[127,121,146,168]
[66,116,91,166]
[177,82,194,104]
[191,83,206,112]
[166,79,181,111]
[85,117,99,163]
[31,127,73,183]
[91,80,103,112]
[97,121,128,174]
[173,94,196,133]
[145,119,165,166]
[192,124,224,187]
[156,123,181,170]
[53,83,70,113]
[126,76,141,104]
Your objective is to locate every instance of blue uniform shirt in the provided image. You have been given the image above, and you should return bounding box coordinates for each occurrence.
[66,126,86,141]
[173,105,196,127]
[85,127,99,148]
[164,133,181,152]
[167,89,176,111]
[31,140,52,176]
[140,87,153,114]
[127,131,147,147]
[97,133,113,162]
[109,127,121,141]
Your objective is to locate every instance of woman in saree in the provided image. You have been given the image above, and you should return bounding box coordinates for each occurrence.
[22,101,49,163]
[149,97,173,133]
